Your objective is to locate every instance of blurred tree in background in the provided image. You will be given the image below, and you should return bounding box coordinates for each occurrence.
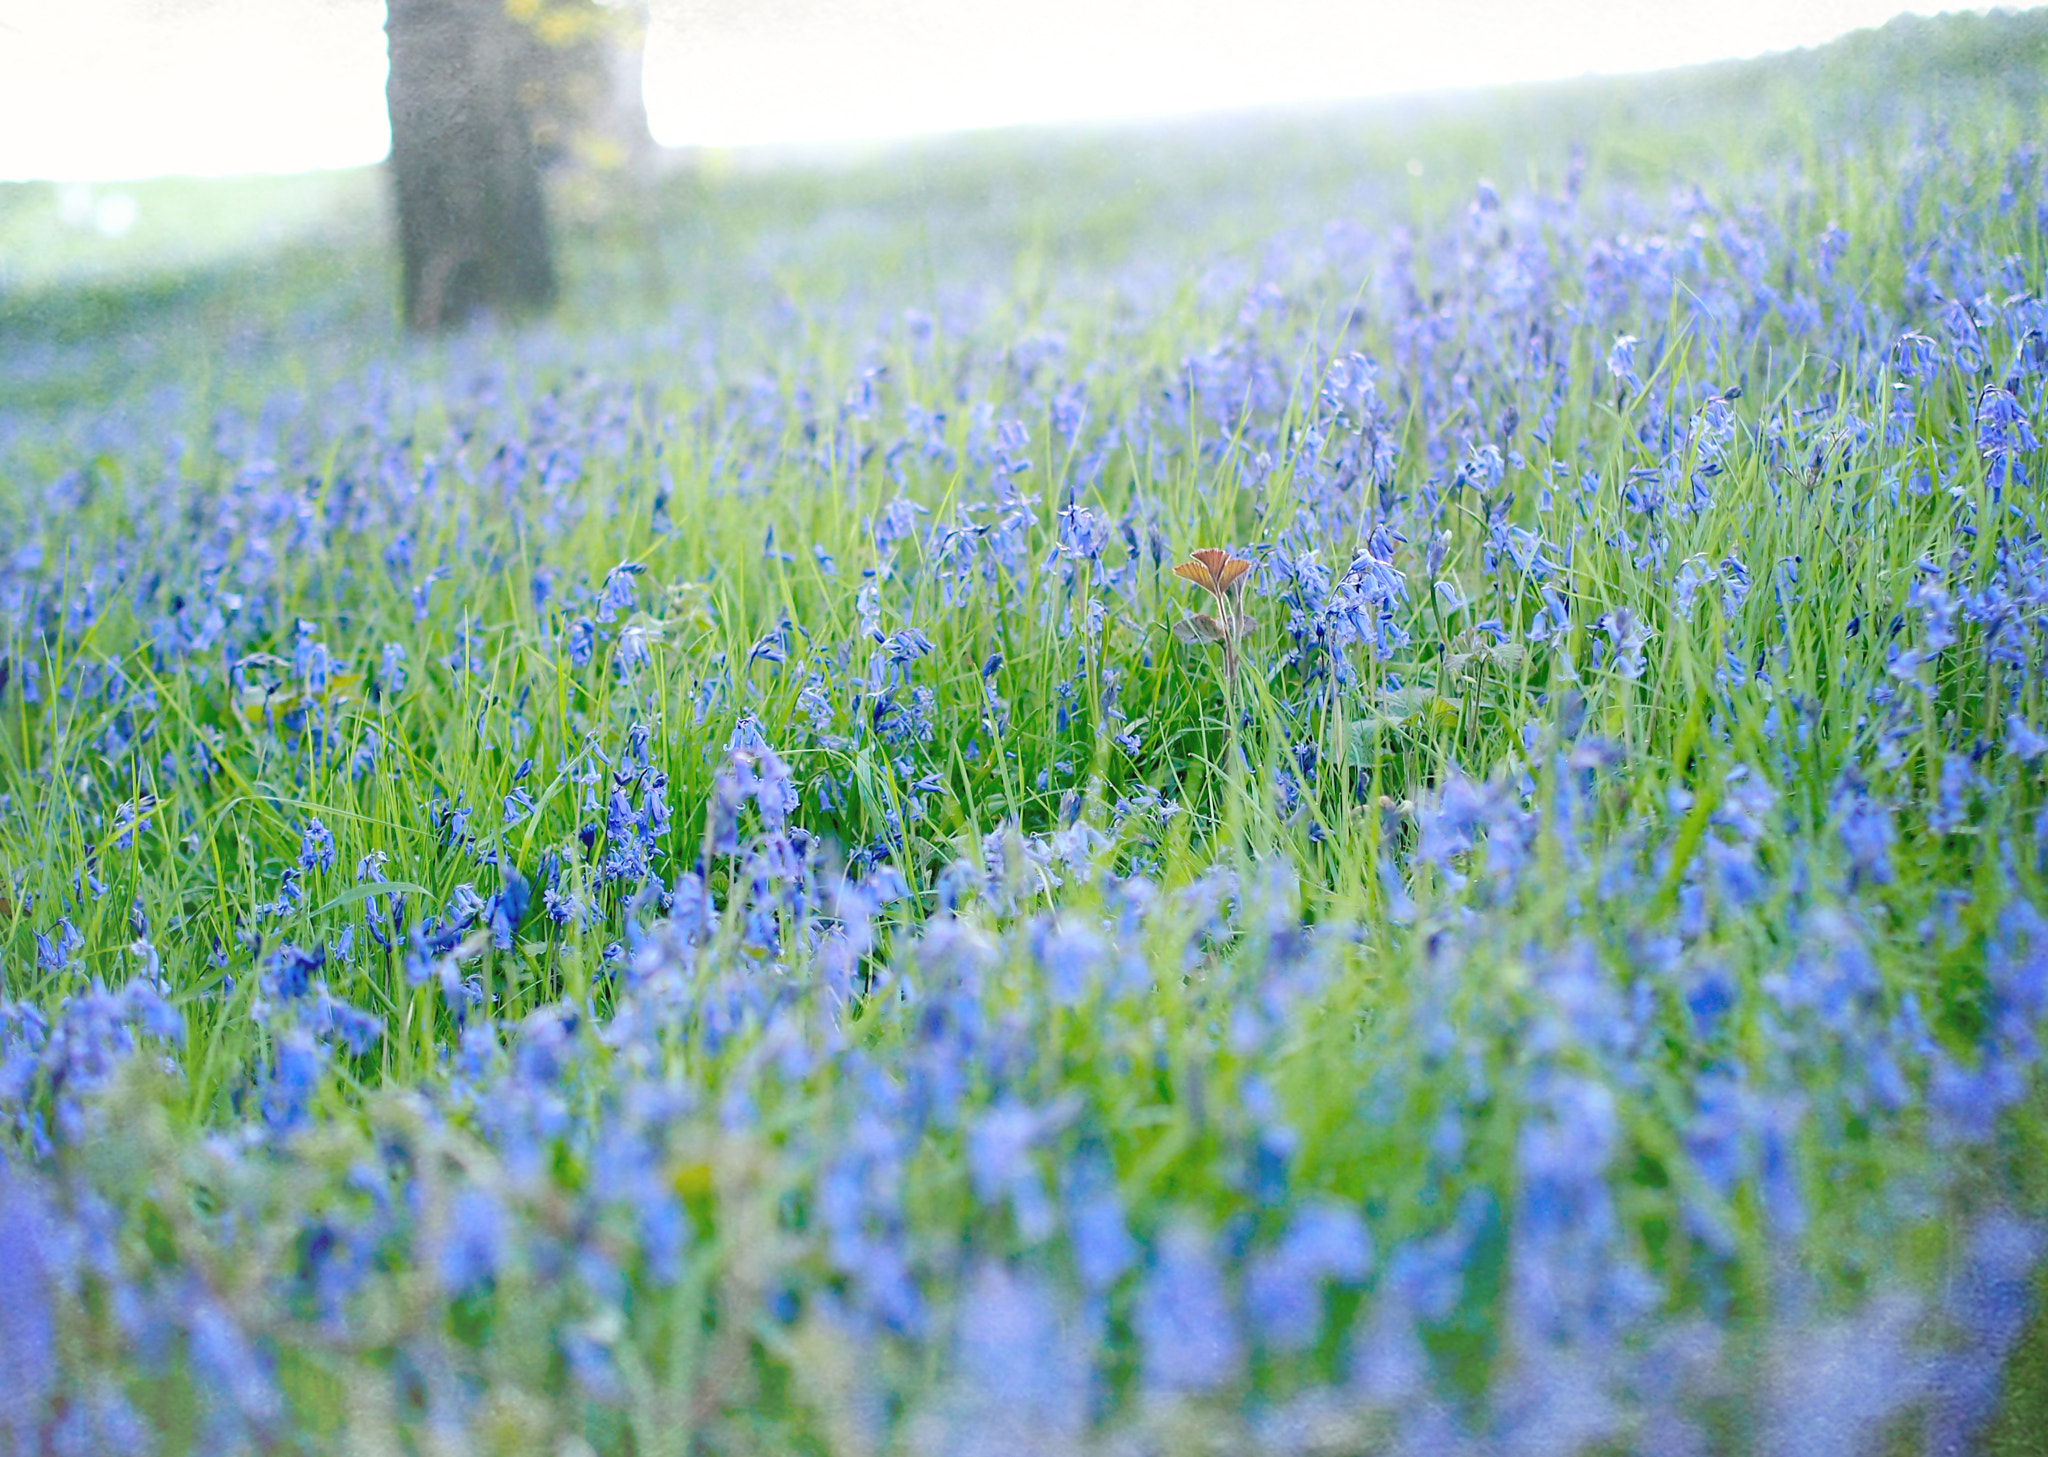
[512,0,656,177]
[384,0,652,332]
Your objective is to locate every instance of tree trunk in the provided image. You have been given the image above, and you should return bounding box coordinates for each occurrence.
[385,0,558,332]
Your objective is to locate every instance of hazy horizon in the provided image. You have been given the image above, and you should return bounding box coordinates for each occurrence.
[0,0,2020,184]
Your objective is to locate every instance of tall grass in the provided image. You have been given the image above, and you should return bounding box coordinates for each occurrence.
[4,13,2048,1454]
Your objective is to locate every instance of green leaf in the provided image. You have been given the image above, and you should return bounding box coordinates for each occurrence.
[1346,688,1461,764]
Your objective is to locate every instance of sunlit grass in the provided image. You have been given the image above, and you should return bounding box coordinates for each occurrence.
[3,14,2048,1453]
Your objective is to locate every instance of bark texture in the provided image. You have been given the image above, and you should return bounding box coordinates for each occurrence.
[385,0,558,332]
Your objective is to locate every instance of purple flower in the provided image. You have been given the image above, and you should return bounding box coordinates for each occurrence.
[968,1099,1074,1242]
[0,1171,60,1450]
[1029,915,1110,1006]
[595,560,645,623]
[36,919,83,973]
[2008,714,2048,762]
[307,989,383,1057]
[297,818,335,874]
[942,1262,1091,1441]
[262,942,325,1002]
[1063,1144,1136,1292]
[1605,334,1644,393]
[378,641,407,695]
[615,619,659,671]
[1760,1297,1928,1457]
[188,1300,281,1445]
[1051,503,1107,562]
[1134,1223,1243,1394]
[260,1028,326,1129]
[1595,608,1651,680]
[1833,777,1896,886]
[1245,1200,1373,1351]
[438,1188,507,1295]
[47,1382,154,1457]
[1890,331,1941,382]
[565,616,596,667]
[1926,1213,2047,1452]
[1929,753,1975,835]
[1976,383,2037,454]
[293,619,332,693]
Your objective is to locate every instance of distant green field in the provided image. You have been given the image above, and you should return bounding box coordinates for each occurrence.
[0,167,385,290]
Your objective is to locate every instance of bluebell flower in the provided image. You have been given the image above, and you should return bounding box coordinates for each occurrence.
[47,1380,154,1457]
[378,641,407,696]
[36,919,83,972]
[615,619,659,672]
[1930,753,1976,835]
[937,1262,1091,1446]
[566,616,596,667]
[968,1098,1073,1243]
[1672,554,1718,623]
[1605,334,1644,394]
[437,1187,506,1295]
[1923,1213,2047,1452]
[1942,297,1988,371]
[1595,608,1650,680]
[1244,1200,1373,1351]
[0,1170,60,1449]
[1833,776,1896,886]
[260,1028,325,1130]
[1349,1293,1432,1407]
[1931,1048,2026,1145]
[110,796,150,851]
[349,727,380,780]
[1891,331,1941,383]
[595,560,646,624]
[1412,772,1500,889]
[307,987,382,1057]
[1382,1188,1497,1325]
[293,619,332,694]
[256,864,303,922]
[1976,383,2039,491]
[819,1117,926,1335]
[187,1300,281,1445]
[1061,1144,1136,1294]
[992,417,1032,479]
[1134,1223,1243,1393]
[1028,915,1110,1006]
[263,942,325,1002]
[871,497,928,553]
[298,819,336,874]
[1051,503,1107,563]
[747,620,788,667]
[446,882,487,930]
[410,567,448,623]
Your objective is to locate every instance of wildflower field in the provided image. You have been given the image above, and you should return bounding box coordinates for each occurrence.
[8,14,2048,1455]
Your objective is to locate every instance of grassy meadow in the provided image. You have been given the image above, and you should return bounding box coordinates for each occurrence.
[5,9,2048,1453]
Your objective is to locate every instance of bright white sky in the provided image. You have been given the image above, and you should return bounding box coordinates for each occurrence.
[0,0,2015,181]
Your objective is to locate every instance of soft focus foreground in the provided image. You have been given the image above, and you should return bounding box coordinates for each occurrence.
[6,19,2048,1456]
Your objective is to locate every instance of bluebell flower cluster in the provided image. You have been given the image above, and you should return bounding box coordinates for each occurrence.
[4,46,2048,1453]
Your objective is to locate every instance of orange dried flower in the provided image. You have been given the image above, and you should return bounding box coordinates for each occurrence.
[1171,548,1254,685]
[1172,548,1253,599]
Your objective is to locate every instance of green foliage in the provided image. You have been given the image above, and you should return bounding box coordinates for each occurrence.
[5,9,2048,1453]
